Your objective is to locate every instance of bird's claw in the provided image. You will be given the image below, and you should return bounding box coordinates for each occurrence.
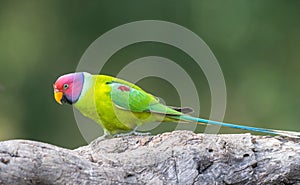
[113,131,151,138]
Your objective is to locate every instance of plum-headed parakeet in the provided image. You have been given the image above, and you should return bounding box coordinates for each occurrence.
[53,72,299,138]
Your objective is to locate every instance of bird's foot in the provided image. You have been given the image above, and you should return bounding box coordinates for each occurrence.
[131,131,151,136]
[113,131,151,138]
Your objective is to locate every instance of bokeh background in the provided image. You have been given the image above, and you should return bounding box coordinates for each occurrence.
[0,1,299,148]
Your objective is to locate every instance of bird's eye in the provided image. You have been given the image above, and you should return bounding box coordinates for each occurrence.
[63,84,69,89]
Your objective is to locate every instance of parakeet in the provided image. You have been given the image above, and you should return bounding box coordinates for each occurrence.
[53,72,300,138]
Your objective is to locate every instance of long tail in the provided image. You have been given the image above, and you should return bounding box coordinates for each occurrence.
[172,115,300,138]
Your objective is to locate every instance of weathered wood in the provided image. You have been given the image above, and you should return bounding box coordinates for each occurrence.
[0,131,299,185]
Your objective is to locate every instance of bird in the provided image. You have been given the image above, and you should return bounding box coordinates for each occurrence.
[53,72,300,138]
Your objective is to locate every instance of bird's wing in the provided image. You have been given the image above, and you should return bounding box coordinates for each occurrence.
[107,81,183,116]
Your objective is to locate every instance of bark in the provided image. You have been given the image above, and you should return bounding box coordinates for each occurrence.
[0,131,299,185]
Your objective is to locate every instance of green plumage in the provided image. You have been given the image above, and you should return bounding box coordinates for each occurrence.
[55,72,300,138]
[74,73,184,135]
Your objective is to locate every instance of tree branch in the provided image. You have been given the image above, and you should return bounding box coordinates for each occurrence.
[0,131,299,184]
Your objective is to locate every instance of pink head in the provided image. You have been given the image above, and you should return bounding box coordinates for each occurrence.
[53,72,84,105]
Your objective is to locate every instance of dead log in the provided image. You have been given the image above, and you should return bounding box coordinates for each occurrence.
[0,131,299,185]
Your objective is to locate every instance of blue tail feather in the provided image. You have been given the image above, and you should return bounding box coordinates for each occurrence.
[173,115,300,138]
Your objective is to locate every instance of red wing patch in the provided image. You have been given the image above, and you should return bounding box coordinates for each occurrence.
[118,85,131,92]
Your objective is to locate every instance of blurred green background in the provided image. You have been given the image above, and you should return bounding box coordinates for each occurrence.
[0,1,299,148]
